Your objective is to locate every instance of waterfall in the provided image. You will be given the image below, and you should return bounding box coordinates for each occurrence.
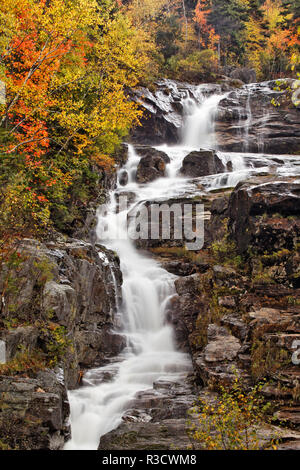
[118,144,140,185]
[182,94,224,150]
[243,88,252,152]
[65,80,300,451]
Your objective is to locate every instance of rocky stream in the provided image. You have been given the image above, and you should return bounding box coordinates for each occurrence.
[0,77,300,450]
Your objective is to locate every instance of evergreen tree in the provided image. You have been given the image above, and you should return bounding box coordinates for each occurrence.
[208,0,250,64]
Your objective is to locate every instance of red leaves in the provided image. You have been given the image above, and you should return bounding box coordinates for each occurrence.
[194,0,219,49]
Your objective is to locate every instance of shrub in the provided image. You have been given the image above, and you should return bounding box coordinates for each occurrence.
[187,377,277,450]
[167,49,218,81]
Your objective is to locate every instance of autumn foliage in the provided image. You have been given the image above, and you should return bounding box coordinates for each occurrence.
[194,0,219,50]
[0,0,151,237]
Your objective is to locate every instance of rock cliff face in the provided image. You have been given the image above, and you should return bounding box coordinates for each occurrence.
[228,179,300,254]
[216,80,300,154]
[0,237,123,449]
[130,79,300,155]
[148,176,300,448]
[130,80,223,145]
[99,173,300,450]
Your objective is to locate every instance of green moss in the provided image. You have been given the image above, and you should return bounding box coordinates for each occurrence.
[0,349,47,376]
[0,439,11,450]
[251,339,290,382]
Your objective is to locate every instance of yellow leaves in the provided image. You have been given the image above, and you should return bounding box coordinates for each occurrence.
[0,0,153,236]
[262,0,285,32]
[127,0,168,28]
[187,376,278,451]
[243,0,298,79]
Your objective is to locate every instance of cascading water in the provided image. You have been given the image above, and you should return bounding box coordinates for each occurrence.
[243,87,252,152]
[65,183,192,450]
[182,93,224,150]
[65,80,300,450]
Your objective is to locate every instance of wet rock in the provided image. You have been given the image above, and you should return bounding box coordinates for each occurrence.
[130,79,300,154]
[115,191,136,207]
[134,145,171,164]
[136,147,170,183]
[130,79,223,145]
[180,149,225,178]
[216,79,300,154]
[98,374,199,450]
[118,170,128,186]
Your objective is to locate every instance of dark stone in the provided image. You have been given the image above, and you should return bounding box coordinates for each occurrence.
[215,79,300,154]
[162,261,197,277]
[180,150,225,178]
[118,170,128,187]
[228,181,300,253]
[135,147,170,183]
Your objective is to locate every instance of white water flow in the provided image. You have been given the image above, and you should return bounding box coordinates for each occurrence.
[65,87,223,451]
[182,94,224,150]
[65,84,300,450]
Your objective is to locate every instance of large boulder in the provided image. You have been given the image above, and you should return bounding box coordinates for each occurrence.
[135,146,170,183]
[0,371,70,450]
[180,149,225,178]
[223,67,257,84]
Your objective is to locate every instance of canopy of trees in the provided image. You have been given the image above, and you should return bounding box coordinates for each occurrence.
[0,0,152,238]
[122,0,299,79]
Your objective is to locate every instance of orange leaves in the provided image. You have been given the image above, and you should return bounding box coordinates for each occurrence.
[194,0,219,50]
[0,0,151,235]
[244,0,299,79]
[91,154,115,172]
